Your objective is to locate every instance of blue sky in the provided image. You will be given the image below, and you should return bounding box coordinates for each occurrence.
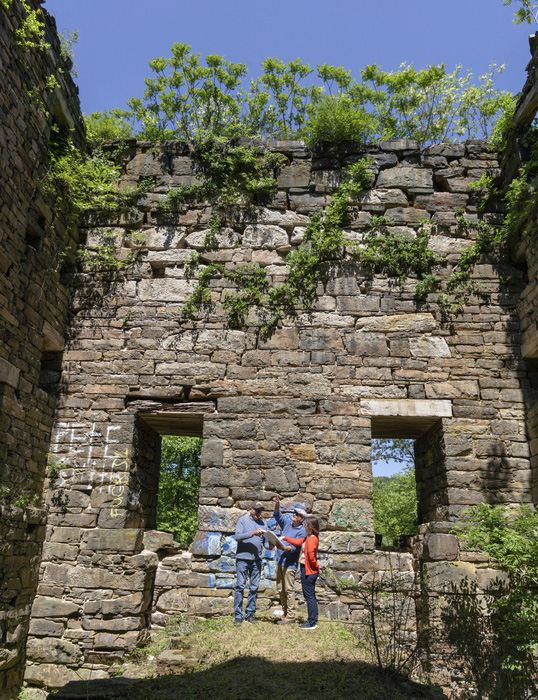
[44,0,536,116]
[42,0,534,477]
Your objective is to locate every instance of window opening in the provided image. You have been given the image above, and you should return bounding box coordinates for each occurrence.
[156,435,202,549]
[372,438,418,549]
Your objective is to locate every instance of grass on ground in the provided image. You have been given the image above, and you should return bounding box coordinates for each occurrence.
[49,614,446,700]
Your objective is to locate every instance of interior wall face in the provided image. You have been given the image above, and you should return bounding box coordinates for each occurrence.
[21,134,536,692]
[0,2,83,697]
[2,1,538,692]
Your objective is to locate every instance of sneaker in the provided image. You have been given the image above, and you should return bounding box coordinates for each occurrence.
[299,622,317,630]
[277,616,296,625]
[245,616,258,624]
[234,618,242,626]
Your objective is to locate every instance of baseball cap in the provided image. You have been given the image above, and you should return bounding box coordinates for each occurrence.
[250,501,263,511]
[293,506,307,518]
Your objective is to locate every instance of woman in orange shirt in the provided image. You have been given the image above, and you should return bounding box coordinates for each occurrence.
[282,516,320,630]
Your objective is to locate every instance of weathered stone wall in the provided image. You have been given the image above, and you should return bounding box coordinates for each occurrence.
[0,1,83,697]
[1,3,537,692]
[23,134,536,694]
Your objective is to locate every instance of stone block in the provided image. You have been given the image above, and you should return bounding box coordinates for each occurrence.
[50,527,81,544]
[101,592,147,616]
[185,227,240,250]
[201,439,224,467]
[278,160,311,188]
[376,166,433,191]
[138,278,193,302]
[191,531,222,556]
[24,664,107,687]
[327,499,373,530]
[358,188,408,207]
[82,616,142,632]
[26,638,81,665]
[221,535,238,556]
[207,556,236,574]
[143,530,180,553]
[28,619,64,637]
[31,596,79,618]
[189,595,231,616]
[423,533,459,561]
[197,506,244,533]
[409,337,451,358]
[144,226,188,249]
[319,531,375,553]
[42,563,147,590]
[82,529,143,552]
[345,332,389,356]
[0,357,20,388]
[355,313,437,335]
[423,561,476,593]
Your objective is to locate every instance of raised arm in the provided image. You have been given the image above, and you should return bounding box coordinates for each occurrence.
[272,495,286,529]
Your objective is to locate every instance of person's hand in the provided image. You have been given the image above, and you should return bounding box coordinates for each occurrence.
[284,545,292,552]
[252,528,262,536]
[274,495,280,505]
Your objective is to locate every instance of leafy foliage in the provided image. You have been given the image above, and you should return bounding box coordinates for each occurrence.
[97,43,514,148]
[453,504,538,696]
[358,217,440,300]
[437,213,500,314]
[84,109,134,146]
[156,436,202,547]
[373,467,418,545]
[371,440,417,546]
[183,156,374,338]
[372,439,415,466]
[503,0,538,23]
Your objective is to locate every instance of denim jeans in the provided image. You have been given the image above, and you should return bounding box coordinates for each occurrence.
[234,558,262,620]
[300,565,319,626]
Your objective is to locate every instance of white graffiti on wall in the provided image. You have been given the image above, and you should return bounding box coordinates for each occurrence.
[49,422,129,517]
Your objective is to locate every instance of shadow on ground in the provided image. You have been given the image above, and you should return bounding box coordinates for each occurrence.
[46,657,446,700]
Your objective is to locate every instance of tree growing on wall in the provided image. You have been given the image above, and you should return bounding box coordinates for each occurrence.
[448,504,538,698]
[156,436,202,547]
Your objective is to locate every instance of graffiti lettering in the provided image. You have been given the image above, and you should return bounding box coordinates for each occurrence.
[333,503,369,531]
[110,450,129,517]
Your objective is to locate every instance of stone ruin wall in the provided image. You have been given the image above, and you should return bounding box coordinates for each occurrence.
[1,0,538,694]
[22,133,537,696]
[0,1,84,697]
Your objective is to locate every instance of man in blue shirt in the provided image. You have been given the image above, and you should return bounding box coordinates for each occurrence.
[272,495,307,624]
[234,501,268,625]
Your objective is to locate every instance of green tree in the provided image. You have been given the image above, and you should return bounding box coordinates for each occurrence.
[371,439,417,545]
[503,0,538,23]
[371,438,415,466]
[84,109,133,146]
[452,504,538,697]
[156,436,202,547]
[372,466,418,544]
[99,42,514,147]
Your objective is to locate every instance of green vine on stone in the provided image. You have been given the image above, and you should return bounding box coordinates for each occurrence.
[357,215,440,301]
[183,158,375,338]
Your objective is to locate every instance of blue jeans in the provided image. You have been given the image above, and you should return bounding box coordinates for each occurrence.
[300,565,319,626]
[234,559,262,620]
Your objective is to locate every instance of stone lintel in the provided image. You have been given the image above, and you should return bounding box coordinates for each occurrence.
[363,399,452,438]
[42,320,65,352]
